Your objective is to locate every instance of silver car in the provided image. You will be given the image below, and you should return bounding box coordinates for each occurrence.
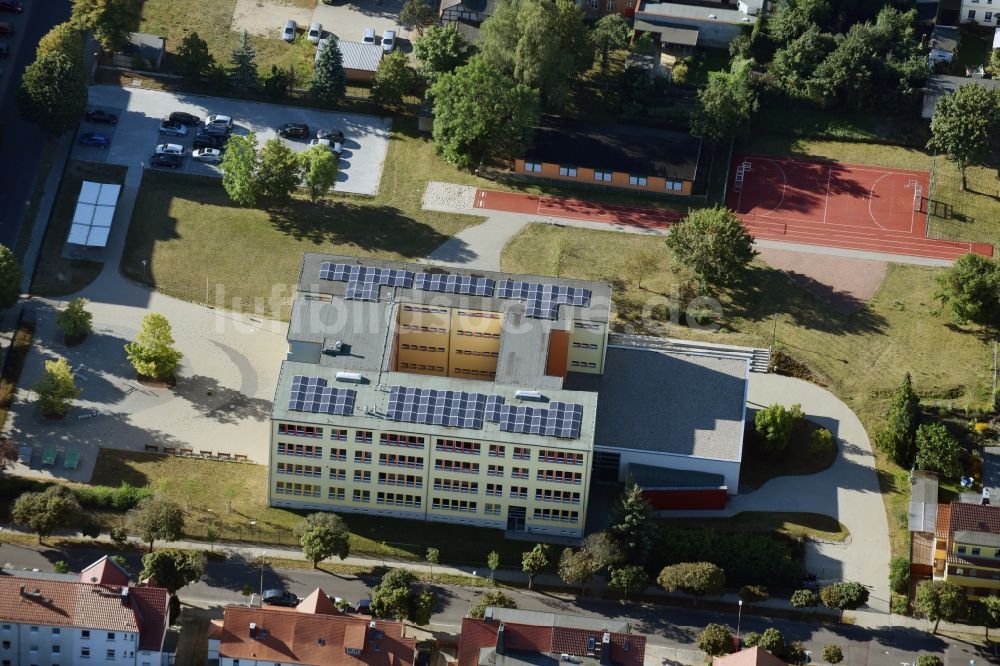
[155,143,185,156]
[283,19,296,42]
[158,121,188,136]
[192,148,222,163]
[382,29,395,53]
[308,21,322,44]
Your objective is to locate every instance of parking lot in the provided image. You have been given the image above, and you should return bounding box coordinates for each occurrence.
[74,85,392,196]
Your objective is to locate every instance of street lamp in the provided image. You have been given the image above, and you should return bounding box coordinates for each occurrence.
[259,550,267,603]
[736,599,744,650]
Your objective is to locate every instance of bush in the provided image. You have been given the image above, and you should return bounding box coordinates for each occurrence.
[73,482,151,510]
[809,428,836,457]
[916,657,942,666]
[742,631,761,647]
[822,645,843,664]
[754,403,805,451]
[889,556,910,595]
[756,627,784,653]
[784,642,808,665]
[697,623,733,657]
[671,60,689,85]
[890,592,909,615]
[652,527,802,586]
[739,584,769,603]
[821,581,870,610]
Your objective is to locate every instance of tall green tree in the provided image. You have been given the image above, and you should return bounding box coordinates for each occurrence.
[767,0,832,43]
[665,205,757,290]
[521,543,550,590]
[469,590,516,619]
[11,486,81,544]
[657,562,725,598]
[400,0,437,35]
[0,244,22,310]
[298,512,350,568]
[429,56,540,168]
[312,37,347,105]
[591,14,630,77]
[697,624,734,657]
[176,32,213,79]
[414,24,472,84]
[976,595,1000,641]
[914,580,966,633]
[928,84,1000,191]
[372,51,419,108]
[127,497,184,552]
[553,0,593,73]
[875,373,921,468]
[915,423,961,477]
[608,565,649,602]
[34,358,81,418]
[125,313,183,380]
[298,145,340,202]
[57,297,93,340]
[691,58,759,144]
[71,0,141,52]
[935,253,1000,330]
[37,22,84,65]
[257,138,300,202]
[609,482,656,564]
[18,51,88,135]
[769,26,836,94]
[229,30,259,92]
[220,133,261,206]
[558,546,602,594]
[140,550,206,594]
[370,568,435,624]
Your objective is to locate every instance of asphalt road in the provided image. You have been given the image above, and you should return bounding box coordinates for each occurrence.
[0,0,72,248]
[1,542,994,666]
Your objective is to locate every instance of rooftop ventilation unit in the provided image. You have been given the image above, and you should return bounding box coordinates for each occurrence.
[336,371,364,383]
[324,340,344,355]
[514,390,545,401]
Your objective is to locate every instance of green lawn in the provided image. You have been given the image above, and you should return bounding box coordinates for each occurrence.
[659,512,849,543]
[685,47,732,87]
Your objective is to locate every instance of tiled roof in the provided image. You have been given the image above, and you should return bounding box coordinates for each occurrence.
[219,605,415,666]
[0,575,168,651]
[80,555,131,587]
[936,503,951,540]
[458,618,646,666]
[713,647,786,666]
[297,588,341,616]
[948,502,1000,539]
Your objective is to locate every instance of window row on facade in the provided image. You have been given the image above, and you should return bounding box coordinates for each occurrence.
[523,162,684,190]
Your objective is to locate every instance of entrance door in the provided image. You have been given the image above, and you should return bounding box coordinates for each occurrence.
[507,506,526,531]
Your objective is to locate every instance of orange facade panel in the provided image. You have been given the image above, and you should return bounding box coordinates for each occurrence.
[514,159,693,196]
[546,330,570,378]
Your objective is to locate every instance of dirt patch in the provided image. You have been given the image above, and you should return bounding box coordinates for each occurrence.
[231,0,313,37]
[757,247,887,315]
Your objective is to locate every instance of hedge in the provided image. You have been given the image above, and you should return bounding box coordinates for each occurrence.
[652,527,803,586]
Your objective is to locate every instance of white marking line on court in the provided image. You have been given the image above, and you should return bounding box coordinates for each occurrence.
[867,171,891,231]
[822,165,833,223]
[741,155,930,176]
[758,159,788,219]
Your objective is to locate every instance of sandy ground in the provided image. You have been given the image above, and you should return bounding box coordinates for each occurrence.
[232,0,314,38]
[757,247,888,314]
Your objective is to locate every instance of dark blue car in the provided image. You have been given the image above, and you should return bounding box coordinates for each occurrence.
[79,132,110,148]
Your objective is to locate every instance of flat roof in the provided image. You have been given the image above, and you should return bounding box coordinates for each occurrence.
[633,21,700,46]
[909,471,939,533]
[271,360,598,449]
[524,117,702,182]
[570,346,747,461]
[288,299,392,372]
[636,1,755,25]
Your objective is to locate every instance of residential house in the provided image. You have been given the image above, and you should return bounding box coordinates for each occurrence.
[712,647,787,666]
[928,25,959,64]
[110,33,166,71]
[514,117,703,196]
[208,588,415,666]
[961,0,999,25]
[0,556,170,666]
[933,501,1000,599]
[438,0,496,41]
[633,0,762,49]
[921,74,1000,118]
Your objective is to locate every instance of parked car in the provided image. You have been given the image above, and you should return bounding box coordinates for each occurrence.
[79,132,110,148]
[193,134,226,150]
[316,128,344,141]
[168,111,200,125]
[309,137,332,151]
[158,120,188,136]
[282,19,296,42]
[0,0,23,14]
[192,147,222,163]
[149,154,181,169]
[85,109,118,124]
[362,27,375,44]
[205,114,234,130]
[200,124,229,138]
[155,143,185,156]
[262,589,298,607]
[382,29,396,53]
[312,137,344,155]
[307,22,322,44]
[277,122,310,138]
[0,21,14,35]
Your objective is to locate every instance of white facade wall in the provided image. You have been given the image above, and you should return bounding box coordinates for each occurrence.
[962,0,999,23]
[0,623,143,666]
[601,446,741,493]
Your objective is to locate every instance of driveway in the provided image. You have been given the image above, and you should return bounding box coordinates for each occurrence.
[312,0,408,46]
[73,85,392,196]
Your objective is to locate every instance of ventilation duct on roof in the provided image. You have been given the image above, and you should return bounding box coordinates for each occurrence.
[514,390,544,401]
[336,371,364,383]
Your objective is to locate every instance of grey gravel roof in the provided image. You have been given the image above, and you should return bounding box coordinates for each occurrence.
[569,346,747,461]
[287,298,392,371]
[636,1,755,25]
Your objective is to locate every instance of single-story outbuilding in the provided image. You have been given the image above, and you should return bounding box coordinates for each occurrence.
[633,0,758,48]
[513,117,702,195]
[318,39,382,82]
[633,18,699,53]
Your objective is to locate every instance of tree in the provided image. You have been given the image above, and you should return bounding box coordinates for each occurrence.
[57,297,93,340]
[580,531,624,571]
[400,0,436,35]
[935,253,1000,330]
[790,588,821,616]
[257,138,300,202]
[916,657,942,666]
[558,547,601,594]
[928,84,1000,191]
[430,57,540,168]
[592,14,631,77]
[139,549,206,594]
[767,0,832,43]
[914,580,966,633]
[415,24,472,84]
[264,64,295,100]
[11,486,81,543]
[469,589,516,619]
[370,568,434,623]
[0,437,17,476]
[820,581,870,610]
[229,31,259,92]
[657,562,725,598]
[769,26,836,94]
[975,595,1000,641]
[37,22,84,65]
[298,512,350,567]
[298,145,339,202]
[889,556,910,595]
[691,58,759,144]
[697,624,734,657]
[127,497,184,552]
[412,588,437,626]
[34,358,81,418]
[665,206,757,290]
[608,565,649,602]
[54,560,71,573]
[312,37,347,104]
[18,51,88,135]
[110,526,128,546]
[372,51,419,108]
[0,244,20,310]
[739,584,769,607]
[623,248,661,291]
[609,482,656,564]
[176,32,213,79]
[753,403,804,451]
[125,313,183,381]
[70,0,141,52]
[426,546,440,580]
[822,645,843,664]
[915,423,961,477]
[754,627,784,654]
[220,132,261,207]
[522,543,550,590]
[487,550,500,582]
[875,372,922,468]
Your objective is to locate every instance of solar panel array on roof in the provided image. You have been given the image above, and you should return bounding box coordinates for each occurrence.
[485,395,506,422]
[288,375,357,415]
[499,402,584,439]
[318,262,413,301]
[386,385,489,429]
[496,280,592,320]
[415,272,496,296]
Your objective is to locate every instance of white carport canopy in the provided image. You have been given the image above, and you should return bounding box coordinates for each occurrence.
[67,181,120,247]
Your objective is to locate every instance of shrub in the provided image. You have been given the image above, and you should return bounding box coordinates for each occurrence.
[889,556,910,595]
[756,628,784,653]
[916,657,942,666]
[754,403,804,451]
[809,428,836,457]
[652,527,802,586]
[657,562,725,597]
[54,560,70,574]
[742,631,761,647]
[110,527,128,545]
[739,584,769,603]
[671,60,689,85]
[822,645,843,664]
[74,482,151,510]
[697,624,733,657]
[890,592,909,615]
[784,642,808,665]
[821,581,870,610]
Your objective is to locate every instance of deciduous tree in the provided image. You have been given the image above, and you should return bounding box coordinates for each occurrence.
[928,84,1000,191]
[790,588,821,616]
[487,550,500,582]
[176,32,213,79]
[665,205,757,290]
[657,562,725,598]
[976,595,1000,641]
[220,132,260,206]
[34,358,81,418]
[691,58,759,144]
[312,37,347,105]
[229,31,259,92]
[298,512,350,568]
[372,51,419,108]
[127,497,184,552]
[370,568,435,623]
[469,589,516,618]
[822,645,844,664]
[935,253,1000,330]
[914,580,966,633]
[71,0,141,52]
[0,244,22,310]
[139,550,206,594]
[521,543,550,590]
[298,145,339,202]
[0,438,17,476]
[753,403,804,451]
[558,547,601,594]
[820,581,869,610]
[400,0,436,35]
[697,624,733,657]
[57,297,93,341]
[415,25,472,84]
[11,486,81,543]
[591,14,630,76]
[37,22,84,67]
[608,565,649,602]
[18,51,88,135]
[623,248,661,291]
[257,138,300,202]
[915,423,961,477]
[125,313,183,381]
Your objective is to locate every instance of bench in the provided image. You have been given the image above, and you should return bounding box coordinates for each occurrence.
[144,445,159,453]
[234,454,248,462]
[163,447,178,455]
[41,448,57,466]
[63,451,80,470]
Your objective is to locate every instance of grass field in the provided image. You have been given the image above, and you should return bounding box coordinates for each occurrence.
[30,160,128,297]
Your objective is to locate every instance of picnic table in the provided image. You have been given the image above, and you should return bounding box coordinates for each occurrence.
[41,448,57,466]
[17,446,31,464]
[63,451,80,470]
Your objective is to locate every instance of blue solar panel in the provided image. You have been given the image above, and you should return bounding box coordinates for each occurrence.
[495,280,591,320]
[485,395,505,422]
[287,375,356,415]
[415,272,495,296]
[318,262,414,301]
[386,385,491,429]
[498,401,583,439]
